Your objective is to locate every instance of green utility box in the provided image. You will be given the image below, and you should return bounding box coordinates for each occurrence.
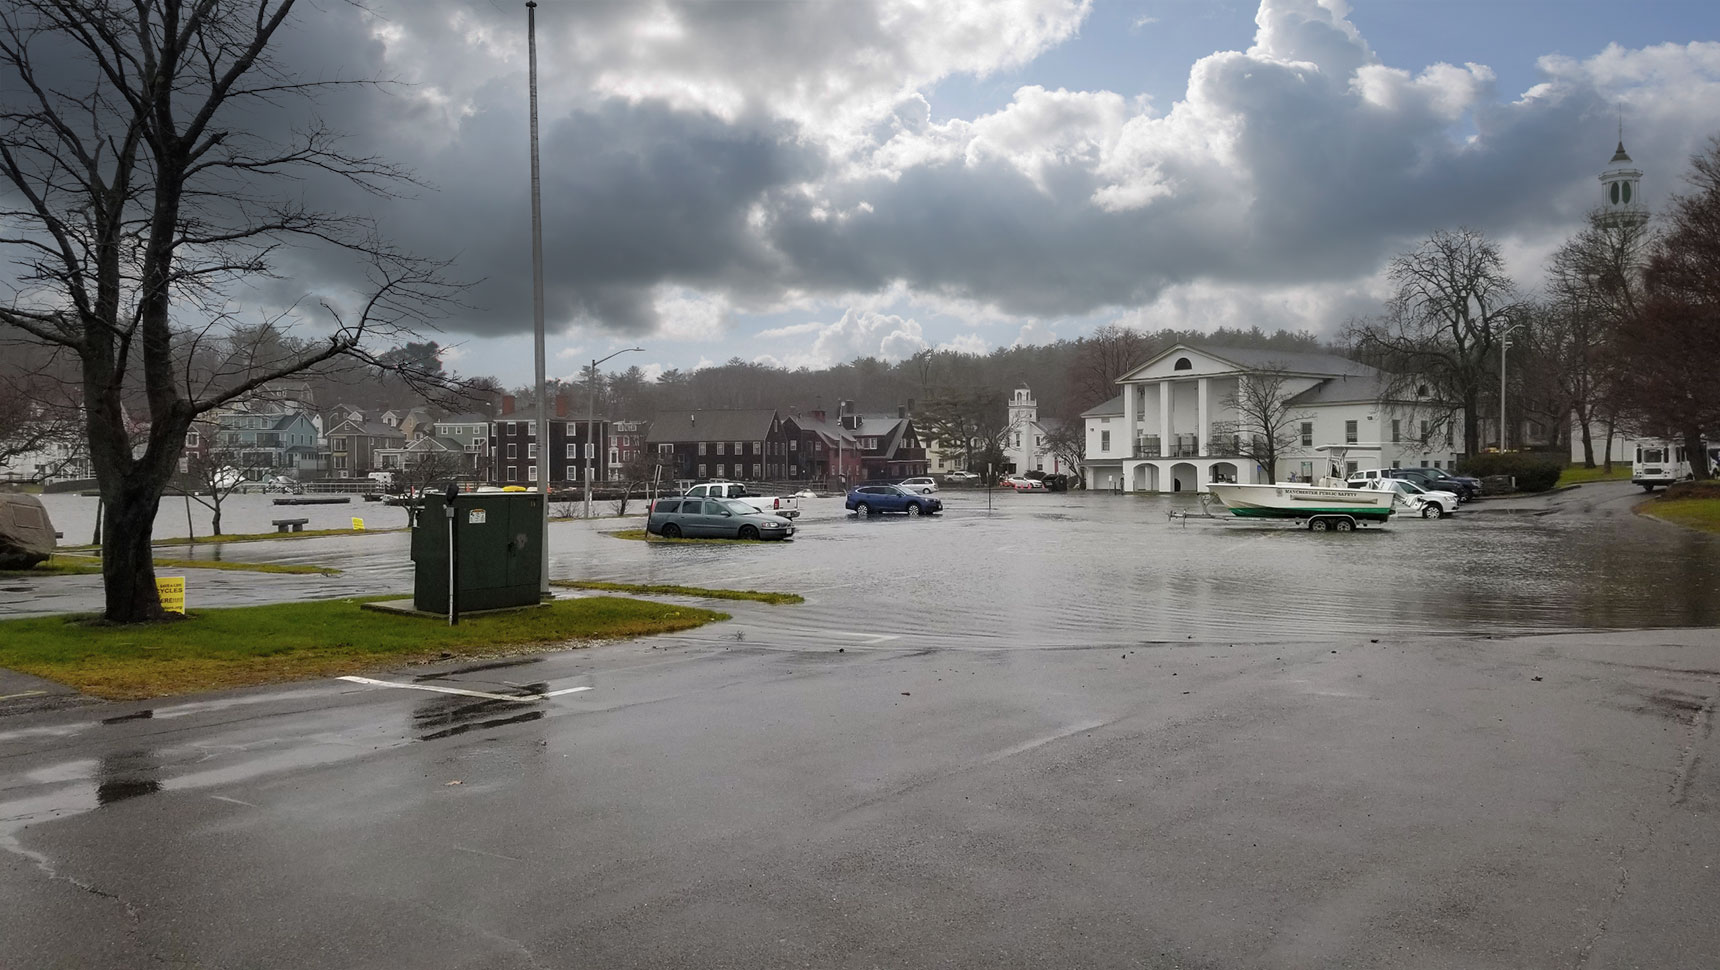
[411,492,544,613]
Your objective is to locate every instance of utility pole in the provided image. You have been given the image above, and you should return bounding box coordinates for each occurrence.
[1499,322,1522,453]
[526,1,549,595]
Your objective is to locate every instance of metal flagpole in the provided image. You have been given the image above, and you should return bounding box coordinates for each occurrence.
[527,1,549,596]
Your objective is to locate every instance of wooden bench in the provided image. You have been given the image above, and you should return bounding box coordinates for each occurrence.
[271,518,309,533]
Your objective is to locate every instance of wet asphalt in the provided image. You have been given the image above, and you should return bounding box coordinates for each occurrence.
[3,480,1719,968]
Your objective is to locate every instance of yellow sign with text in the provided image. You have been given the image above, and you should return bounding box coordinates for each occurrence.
[157,576,186,614]
[351,517,365,531]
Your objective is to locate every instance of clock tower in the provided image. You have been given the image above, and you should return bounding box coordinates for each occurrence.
[1598,136,1647,229]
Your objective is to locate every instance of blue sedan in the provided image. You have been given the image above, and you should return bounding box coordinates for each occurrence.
[846,483,943,517]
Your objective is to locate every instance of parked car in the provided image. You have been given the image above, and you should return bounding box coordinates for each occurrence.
[899,476,939,494]
[942,471,980,483]
[847,484,942,517]
[646,496,796,540]
[1391,467,1481,501]
[1366,478,1460,518]
[1000,475,1045,491]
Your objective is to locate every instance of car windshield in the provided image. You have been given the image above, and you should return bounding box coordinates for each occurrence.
[1399,481,1425,494]
[720,500,755,515]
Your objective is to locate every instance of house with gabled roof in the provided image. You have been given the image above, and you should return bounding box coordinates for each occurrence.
[1088,344,1461,493]
[323,418,405,478]
[829,401,929,481]
[783,409,863,484]
[646,409,793,483]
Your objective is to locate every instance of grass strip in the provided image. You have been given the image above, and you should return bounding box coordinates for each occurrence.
[58,527,408,554]
[0,595,728,700]
[1638,497,1720,534]
[1,554,338,578]
[552,580,803,605]
[1557,464,1634,486]
[603,528,777,544]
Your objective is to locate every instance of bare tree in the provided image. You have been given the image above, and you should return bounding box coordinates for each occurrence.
[181,439,260,536]
[1349,228,1522,456]
[0,370,80,474]
[916,390,1010,476]
[1067,324,1151,413]
[1610,136,1720,479]
[1038,421,1086,483]
[1538,211,1651,467]
[0,1,464,620]
[395,447,467,498]
[1214,367,1308,484]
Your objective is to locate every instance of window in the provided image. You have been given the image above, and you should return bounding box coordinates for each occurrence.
[1433,460,1442,469]
[334,454,347,470]
[507,443,517,459]
[1014,434,1022,448]
[699,442,707,456]
[1344,420,1358,444]
[1345,460,1358,476]
[715,442,725,456]
[527,423,536,437]
[1391,419,1400,443]
[791,439,798,451]
[658,443,673,456]
[507,422,517,436]
[1173,357,1192,371]
[655,499,681,514]
[733,441,742,455]
[1300,422,1313,447]
[716,464,725,478]
[1390,460,1401,469]
[698,464,707,478]
[186,431,200,447]
[567,465,577,480]
[1299,461,1313,480]
[566,444,576,459]
[755,441,763,454]
[1420,421,1429,439]
[528,466,538,482]
[527,443,537,459]
[506,467,518,482]
[1100,431,1111,451]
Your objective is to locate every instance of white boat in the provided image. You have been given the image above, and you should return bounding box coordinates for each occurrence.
[1206,478,1396,530]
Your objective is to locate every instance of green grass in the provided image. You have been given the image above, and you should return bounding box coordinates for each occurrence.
[553,580,803,605]
[0,554,339,578]
[1557,464,1634,486]
[1640,497,1720,534]
[0,595,729,700]
[604,528,772,544]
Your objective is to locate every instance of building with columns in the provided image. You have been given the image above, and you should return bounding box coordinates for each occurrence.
[1082,344,1461,493]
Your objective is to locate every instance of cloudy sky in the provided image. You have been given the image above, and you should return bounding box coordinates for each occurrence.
[254,0,1720,385]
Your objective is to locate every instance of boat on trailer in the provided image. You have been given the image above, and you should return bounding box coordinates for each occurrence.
[1206,478,1395,532]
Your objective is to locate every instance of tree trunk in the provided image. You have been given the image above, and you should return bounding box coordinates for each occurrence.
[1462,390,1481,457]
[1686,428,1712,480]
[1579,419,1595,468]
[101,483,165,622]
[211,500,223,536]
[1603,415,1617,473]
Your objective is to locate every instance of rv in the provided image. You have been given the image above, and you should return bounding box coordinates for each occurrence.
[1632,439,1720,491]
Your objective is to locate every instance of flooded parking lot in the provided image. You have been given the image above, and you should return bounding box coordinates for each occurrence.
[13,482,1720,639]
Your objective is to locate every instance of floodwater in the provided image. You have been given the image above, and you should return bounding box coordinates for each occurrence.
[9,482,1720,639]
[36,492,412,542]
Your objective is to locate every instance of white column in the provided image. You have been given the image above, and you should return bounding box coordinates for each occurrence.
[1197,377,1210,456]
[1122,381,1136,457]
[1158,382,1170,456]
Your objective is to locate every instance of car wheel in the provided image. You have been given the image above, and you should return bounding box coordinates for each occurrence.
[1309,519,1329,532]
[1335,519,1354,532]
[739,525,759,540]
[905,502,921,517]
[661,523,682,538]
[855,502,870,516]
[1421,503,1440,519]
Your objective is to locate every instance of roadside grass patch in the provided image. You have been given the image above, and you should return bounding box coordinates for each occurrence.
[0,596,728,699]
[1557,464,1634,487]
[553,580,803,605]
[604,528,771,544]
[1639,496,1720,534]
[0,554,338,578]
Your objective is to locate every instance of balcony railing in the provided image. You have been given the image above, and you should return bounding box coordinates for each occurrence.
[1131,430,1246,459]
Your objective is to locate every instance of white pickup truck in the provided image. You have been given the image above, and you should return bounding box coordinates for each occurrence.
[682,481,800,519]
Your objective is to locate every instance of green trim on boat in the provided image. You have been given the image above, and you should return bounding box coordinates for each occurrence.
[1226,507,1394,520]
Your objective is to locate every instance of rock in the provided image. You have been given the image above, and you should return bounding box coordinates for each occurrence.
[0,493,55,570]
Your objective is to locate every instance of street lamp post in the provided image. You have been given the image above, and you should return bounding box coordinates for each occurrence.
[585,347,645,519]
[1499,322,1523,453]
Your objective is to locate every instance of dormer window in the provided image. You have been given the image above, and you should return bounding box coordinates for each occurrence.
[1173,357,1192,371]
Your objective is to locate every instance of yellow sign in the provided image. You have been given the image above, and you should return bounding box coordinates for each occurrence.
[351,517,366,531]
[157,576,185,614]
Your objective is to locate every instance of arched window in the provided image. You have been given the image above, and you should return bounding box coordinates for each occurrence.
[1173,357,1192,371]
[1610,182,1621,204]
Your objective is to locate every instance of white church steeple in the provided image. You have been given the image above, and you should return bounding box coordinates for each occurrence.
[1598,125,1647,228]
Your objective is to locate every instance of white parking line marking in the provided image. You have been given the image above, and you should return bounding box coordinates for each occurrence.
[210,795,258,808]
[337,675,590,703]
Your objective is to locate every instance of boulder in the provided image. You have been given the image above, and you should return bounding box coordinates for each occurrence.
[0,493,57,569]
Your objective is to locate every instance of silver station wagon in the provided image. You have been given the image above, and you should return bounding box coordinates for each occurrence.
[646,497,797,540]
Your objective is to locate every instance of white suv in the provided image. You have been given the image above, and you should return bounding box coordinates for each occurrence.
[899,476,939,494]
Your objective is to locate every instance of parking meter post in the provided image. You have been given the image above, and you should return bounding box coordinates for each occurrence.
[445,482,460,626]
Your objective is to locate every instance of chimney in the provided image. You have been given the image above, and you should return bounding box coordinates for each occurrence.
[897,404,906,419]
[689,413,696,427]
[555,393,569,418]
[810,409,826,423]
[502,394,516,415]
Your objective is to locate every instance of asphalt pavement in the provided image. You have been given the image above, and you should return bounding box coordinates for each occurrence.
[3,481,1719,968]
